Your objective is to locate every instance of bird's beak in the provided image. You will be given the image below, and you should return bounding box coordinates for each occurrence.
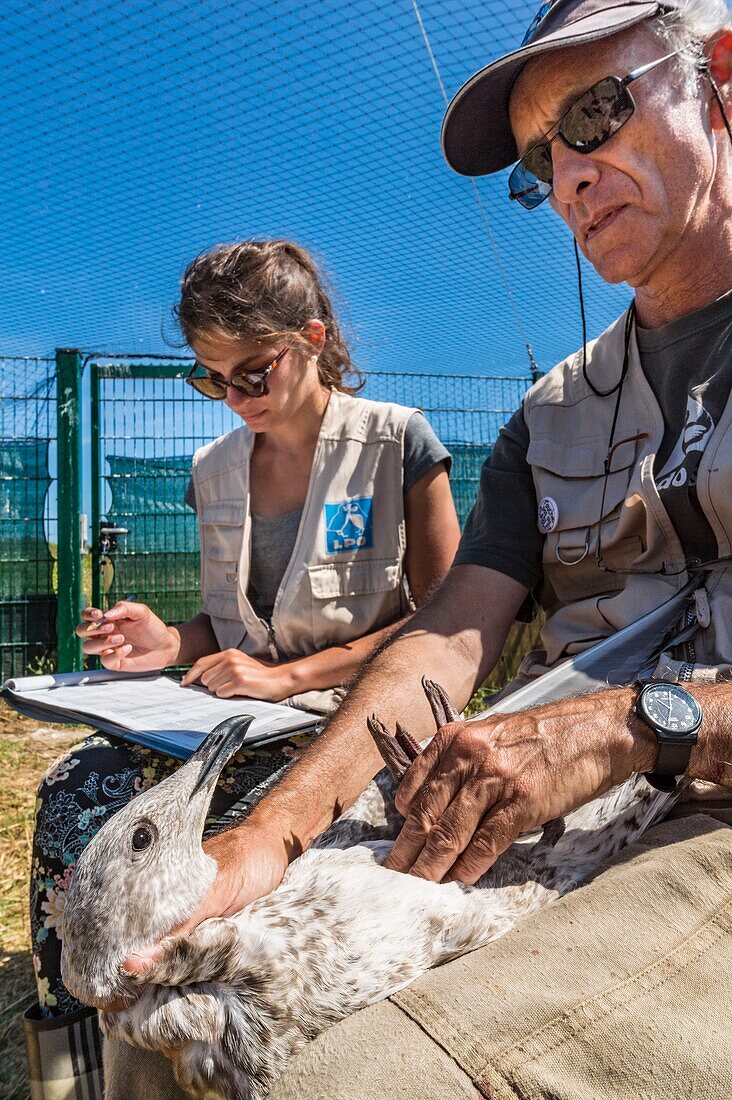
[189,715,255,800]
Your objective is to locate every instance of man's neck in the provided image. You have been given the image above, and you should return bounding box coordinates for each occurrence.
[635,269,732,329]
[634,181,732,329]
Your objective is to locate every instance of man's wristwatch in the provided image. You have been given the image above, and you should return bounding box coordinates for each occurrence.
[633,680,703,792]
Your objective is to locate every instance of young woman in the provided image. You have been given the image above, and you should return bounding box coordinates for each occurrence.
[25,239,460,1098]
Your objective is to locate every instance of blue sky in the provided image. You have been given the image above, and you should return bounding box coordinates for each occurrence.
[2,0,632,378]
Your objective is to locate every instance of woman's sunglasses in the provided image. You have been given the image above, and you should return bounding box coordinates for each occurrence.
[185,345,289,400]
[508,52,678,210]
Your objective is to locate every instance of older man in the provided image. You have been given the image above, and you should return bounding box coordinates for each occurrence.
[108,2,732,1097]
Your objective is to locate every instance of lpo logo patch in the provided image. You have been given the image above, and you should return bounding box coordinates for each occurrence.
[324,497,373,554]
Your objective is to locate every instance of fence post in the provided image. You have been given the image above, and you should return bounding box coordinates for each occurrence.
[56,348,84,671]
[90,362,101,615]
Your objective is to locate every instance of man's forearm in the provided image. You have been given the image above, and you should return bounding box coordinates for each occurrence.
[250,629,476,849]
[262,673,732,862]
[245,567,529,852]
[686,683,732,787]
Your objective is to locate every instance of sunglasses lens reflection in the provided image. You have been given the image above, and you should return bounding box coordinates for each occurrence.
[230,374,267,397]
[508,160,552,209]
[561,78,633,151]
[522,146,553,185]
[189,376,227,399]
[187,372,269,400]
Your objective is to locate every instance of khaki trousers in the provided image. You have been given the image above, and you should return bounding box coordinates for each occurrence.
[104,811,732,1100]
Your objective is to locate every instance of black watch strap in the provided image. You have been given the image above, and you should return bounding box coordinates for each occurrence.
[644,744,690,791]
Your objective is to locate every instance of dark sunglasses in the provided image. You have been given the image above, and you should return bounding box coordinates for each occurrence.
[508,52,678,210]
[185,345,289,400]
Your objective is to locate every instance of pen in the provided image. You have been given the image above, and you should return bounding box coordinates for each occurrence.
[85,594,137,633]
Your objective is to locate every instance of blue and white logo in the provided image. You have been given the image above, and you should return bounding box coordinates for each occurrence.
[324,497,374,554]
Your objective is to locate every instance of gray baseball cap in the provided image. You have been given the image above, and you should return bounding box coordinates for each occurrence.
[441,0,680,176]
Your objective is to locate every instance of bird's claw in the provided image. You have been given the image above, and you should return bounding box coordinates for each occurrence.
[535,816,566,851]
[367,679,460,781]
[421,676,460,726]
[395,722,421,761]
[367,715,414,781]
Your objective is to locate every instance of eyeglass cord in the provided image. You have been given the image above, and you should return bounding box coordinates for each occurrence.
[575,237,636,401]
[606,303,636,453]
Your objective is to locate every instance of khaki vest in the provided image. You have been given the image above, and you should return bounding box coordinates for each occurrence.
[523,308,732,677]
[191,391,416,711]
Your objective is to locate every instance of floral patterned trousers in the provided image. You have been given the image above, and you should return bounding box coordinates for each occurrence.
[30,730,311,1018]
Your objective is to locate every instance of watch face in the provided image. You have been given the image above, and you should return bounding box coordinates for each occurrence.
[640,684,702,737]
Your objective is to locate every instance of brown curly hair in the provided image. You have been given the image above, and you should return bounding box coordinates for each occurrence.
[174,239,363,393]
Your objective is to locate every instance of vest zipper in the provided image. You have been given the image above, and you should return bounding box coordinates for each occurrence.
[266,621,280,662]
[679,602,697,682]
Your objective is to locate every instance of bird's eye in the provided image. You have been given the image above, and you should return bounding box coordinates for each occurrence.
[131,826,153,852]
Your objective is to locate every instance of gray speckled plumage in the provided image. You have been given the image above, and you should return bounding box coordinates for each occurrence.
[61,689,684,1100]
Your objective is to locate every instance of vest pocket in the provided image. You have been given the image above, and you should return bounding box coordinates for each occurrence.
[203,591,246,651]
[306,558,403,648]
[200,504,245,616]
[545,497,643,603]
[308,559,401,598]
[528,437,643,604]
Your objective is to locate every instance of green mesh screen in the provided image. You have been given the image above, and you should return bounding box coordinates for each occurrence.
[104,453,199,626]
[0,359,57,679]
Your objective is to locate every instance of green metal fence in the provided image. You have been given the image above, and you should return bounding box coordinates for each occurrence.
[0,355,535,680]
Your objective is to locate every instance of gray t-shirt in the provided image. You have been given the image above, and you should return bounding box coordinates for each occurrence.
[186,411,450,622]
[248,509,302,622]
[456,291,732,595]
[638,292,732,562]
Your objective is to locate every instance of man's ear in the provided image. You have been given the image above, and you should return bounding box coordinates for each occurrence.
[707,29,732,131]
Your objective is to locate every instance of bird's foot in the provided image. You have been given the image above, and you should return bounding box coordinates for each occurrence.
[367,678,460,781]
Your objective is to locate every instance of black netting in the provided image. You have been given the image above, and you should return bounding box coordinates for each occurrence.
[2,0,631,372]
[1,1,639,677]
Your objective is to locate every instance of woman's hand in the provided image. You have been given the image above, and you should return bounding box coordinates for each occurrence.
[76,601,181,672]
[181,649,296,701]
[384,689,658,885]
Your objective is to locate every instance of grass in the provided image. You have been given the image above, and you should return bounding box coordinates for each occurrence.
[0,701,83,1100]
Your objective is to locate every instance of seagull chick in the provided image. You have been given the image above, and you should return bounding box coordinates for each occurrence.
[61,687,684,1100]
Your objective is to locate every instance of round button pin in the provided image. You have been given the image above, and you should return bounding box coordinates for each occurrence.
[537,496,559,534]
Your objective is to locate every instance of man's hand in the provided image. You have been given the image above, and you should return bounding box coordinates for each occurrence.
[384,689,658,885]
[122,817,290,976]
[181,649,296,700]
